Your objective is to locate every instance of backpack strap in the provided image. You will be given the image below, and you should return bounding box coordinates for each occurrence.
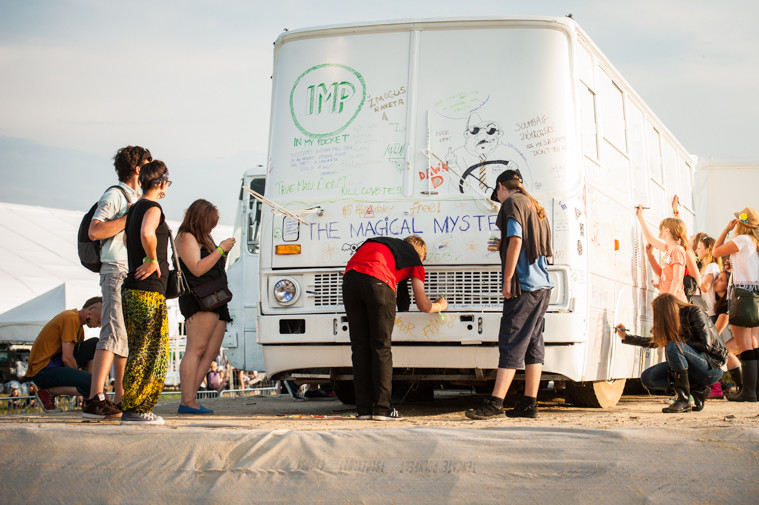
[105,184,132,205]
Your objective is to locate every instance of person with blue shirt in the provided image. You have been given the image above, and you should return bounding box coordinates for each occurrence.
[466,169,553,419]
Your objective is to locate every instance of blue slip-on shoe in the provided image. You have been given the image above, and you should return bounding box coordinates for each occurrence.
[177,404,214,414]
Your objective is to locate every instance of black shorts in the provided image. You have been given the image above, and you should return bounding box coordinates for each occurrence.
[497,288,552,369]
[178,293,232,323]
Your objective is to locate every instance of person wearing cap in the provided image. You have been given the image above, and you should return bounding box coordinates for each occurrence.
[466,169,553,420]
[713,207,759,402]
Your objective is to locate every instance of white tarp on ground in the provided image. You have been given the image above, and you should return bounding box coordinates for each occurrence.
[1,424,757,504]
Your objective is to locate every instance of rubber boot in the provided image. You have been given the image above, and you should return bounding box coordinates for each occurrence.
[691,384,712,412]
[662,369,692,413]
[728,366,743,394]
[727,353,758,402]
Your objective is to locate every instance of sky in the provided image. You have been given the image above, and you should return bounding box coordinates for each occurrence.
[1,0,757,225]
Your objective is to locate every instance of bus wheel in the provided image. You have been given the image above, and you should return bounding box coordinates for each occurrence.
[566,379,626,408]
[334,380,356,405]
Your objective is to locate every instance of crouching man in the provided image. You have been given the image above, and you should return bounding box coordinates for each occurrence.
[25,297,105,415]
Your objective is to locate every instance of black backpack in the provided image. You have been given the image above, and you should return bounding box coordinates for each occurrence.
[77,185,130,272]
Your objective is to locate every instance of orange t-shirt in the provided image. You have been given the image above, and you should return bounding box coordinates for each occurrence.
[26,309,83,378]
[660,244,687,302]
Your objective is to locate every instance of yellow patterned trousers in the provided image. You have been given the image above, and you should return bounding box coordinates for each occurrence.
[121,289,169,413]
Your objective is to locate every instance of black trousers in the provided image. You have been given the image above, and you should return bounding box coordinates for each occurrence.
[342,270,396,416]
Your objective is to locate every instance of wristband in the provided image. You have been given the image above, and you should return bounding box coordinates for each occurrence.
[143,256,158,264]
[217,246,226,257]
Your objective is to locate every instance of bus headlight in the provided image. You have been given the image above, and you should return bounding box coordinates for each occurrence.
[273,278,299,305]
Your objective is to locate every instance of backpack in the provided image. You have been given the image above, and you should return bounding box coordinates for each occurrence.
[77,185,130,272]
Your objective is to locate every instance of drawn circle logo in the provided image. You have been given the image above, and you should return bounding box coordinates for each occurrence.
[290,64,366,139]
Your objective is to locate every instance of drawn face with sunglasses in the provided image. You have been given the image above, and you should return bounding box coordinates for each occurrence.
[463,115,504,157]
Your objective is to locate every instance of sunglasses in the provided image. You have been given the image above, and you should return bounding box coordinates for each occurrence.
[468,126,498,135]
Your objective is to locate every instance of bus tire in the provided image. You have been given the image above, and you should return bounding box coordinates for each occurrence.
[566,379,626,408]
[334,380,356,405]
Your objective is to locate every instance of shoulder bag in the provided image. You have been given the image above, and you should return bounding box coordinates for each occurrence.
[728,274,759,328]
[165,228,190,299]
[193,275,233,311]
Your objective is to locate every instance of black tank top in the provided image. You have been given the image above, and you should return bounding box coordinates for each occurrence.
[123,199,169,294]
[178,238,227,289]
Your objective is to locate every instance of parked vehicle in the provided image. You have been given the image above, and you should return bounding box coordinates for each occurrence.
[224,16,696,407]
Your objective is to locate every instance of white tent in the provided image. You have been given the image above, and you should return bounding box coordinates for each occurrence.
[0,201,232,347]
[0,282,101,344]
[0,202,99,315]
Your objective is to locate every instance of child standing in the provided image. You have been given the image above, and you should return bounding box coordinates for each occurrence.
[638,206,688,303]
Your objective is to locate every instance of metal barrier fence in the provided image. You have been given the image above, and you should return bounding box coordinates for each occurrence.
[0,384,278,416]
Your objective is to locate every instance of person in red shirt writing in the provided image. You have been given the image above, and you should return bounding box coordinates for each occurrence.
[342,235,447,421]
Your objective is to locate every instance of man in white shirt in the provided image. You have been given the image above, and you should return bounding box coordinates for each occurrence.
[82,146,151,421]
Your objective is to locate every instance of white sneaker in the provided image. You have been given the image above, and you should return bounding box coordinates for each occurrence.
[356,414,373,420]
[121,411,164,425]
[373,408,404,421]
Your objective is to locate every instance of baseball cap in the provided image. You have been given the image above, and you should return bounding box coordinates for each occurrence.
[490,169,523,202]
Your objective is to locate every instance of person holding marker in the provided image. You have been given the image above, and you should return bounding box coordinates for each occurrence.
[342,235,447,421]
[615,293,727,413]
[466,169,553,420]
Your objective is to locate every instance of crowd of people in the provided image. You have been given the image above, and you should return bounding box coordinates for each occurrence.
[613,203,759,414]
[13,146,759,423]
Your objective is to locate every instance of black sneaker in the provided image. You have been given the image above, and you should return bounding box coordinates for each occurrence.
[373,408,404,421]
[505,401,539,419]
[121,411,165,425]
[465,399,504,420]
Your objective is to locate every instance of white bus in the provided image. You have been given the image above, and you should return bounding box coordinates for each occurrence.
[224,16,696,407]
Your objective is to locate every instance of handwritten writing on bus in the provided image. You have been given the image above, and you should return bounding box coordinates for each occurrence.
[418,162,449,189]
[307,214,498,240]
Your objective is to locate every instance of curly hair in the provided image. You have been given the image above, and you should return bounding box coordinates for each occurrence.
[113,146,152,182]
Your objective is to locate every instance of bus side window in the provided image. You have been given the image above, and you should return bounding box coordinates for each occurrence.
[248,178,266,254]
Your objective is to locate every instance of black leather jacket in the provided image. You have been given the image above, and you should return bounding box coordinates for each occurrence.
[622,305,728,369]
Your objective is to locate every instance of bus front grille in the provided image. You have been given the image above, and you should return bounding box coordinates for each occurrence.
[310,268,504,309]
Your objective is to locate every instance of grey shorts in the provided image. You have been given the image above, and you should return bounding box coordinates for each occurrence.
[497,288,552,369]
[717,324,734,346]
[96,270,129,357]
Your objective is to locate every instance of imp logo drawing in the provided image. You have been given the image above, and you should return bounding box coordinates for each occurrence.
[445,113,531,196]
[290,64,366,139]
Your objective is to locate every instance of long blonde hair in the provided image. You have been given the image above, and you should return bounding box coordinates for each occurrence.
[504,179,546,220]
[698,235,723,275]
[659,217,688,249]
[735,222,759,255]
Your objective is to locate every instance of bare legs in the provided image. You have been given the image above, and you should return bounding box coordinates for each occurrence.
[180,312,226,408]
[491,363,543,399]
[88,350,126,403]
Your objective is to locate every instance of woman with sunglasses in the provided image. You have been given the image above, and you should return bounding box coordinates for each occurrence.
[120,160,172,425]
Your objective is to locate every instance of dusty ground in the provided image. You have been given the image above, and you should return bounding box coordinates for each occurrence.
[3,391,758,504]
[4,389,758,430]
